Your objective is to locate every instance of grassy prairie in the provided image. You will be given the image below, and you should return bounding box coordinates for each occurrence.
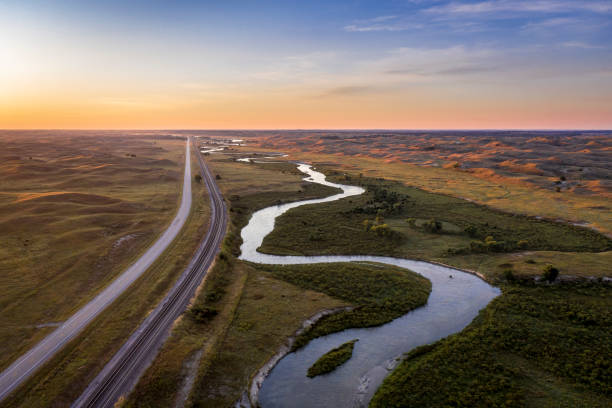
[445,250,612,281]
[1,144,210,408]
[0,132,186,370]
[203,152,323,198]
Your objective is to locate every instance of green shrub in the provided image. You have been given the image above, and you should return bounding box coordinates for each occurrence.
[189,305,218,323]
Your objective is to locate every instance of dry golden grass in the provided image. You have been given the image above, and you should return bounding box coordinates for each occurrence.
[0,131,185,370]
[1,143,211,408]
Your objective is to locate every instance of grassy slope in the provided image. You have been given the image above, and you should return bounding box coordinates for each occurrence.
[0,134,185,370]
[371,283,611,408]
[1,144,210,408]
[261,262,430,349]
[307,339,358,378]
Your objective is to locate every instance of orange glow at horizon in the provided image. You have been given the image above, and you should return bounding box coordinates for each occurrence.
[2,90,611,130]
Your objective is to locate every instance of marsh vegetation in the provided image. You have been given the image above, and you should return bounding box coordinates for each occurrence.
[371,283,612,407]
[307,339,358,378]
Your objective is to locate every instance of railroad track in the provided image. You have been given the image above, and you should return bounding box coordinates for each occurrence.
[72,137,227,407]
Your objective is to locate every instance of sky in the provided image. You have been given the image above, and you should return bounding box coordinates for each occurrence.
[1,0,611,129]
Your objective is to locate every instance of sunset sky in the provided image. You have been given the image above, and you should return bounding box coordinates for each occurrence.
[1,0,611,129]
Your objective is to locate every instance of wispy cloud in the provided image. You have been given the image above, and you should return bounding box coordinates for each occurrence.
[521,17,579,31]
[250,51,337,82]
[521,15,609,35]
[561,41,606,49]
[344,15,422,32]
[427,1,612,15]
[318,85,376,97]
[380,46,500,78]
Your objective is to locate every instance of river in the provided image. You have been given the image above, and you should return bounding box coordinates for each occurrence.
[238,164,500,407]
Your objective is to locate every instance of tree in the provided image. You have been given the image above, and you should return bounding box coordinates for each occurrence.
[371,224,390,236]
[542,265,559,282]
[517,239,528,249]
[363,219,372,231]
[194,174,202,183]
[464,225,478,237]
[216,174,222,180]
[503,269,515,282]
[423,218,442,233]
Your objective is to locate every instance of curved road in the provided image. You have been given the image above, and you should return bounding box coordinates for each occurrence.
[0,139,194,402]
[72,137,227,407]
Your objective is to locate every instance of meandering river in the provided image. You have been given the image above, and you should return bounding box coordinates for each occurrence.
[239,164,500,407]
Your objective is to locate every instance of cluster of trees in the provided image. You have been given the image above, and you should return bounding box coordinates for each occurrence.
[449,236,530,255]
[351,185,409,216]
[363,214,402,239]
[363,216,390,236]
[406,218,443,233]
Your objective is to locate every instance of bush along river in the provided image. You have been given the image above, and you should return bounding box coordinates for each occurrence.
[238,163,500,408]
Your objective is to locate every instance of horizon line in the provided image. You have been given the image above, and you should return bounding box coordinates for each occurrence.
[2,128,611,132]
